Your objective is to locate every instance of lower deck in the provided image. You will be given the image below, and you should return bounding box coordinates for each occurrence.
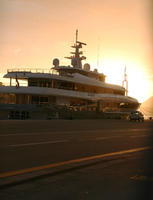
[0,92,139,111]
[0,104,131,120]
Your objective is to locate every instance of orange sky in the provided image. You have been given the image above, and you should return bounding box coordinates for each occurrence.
[0,0,152,102]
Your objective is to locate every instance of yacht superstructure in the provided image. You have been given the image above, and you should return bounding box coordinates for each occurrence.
[0,31,139,119]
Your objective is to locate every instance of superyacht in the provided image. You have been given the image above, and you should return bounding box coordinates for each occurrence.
[0,30,139,119]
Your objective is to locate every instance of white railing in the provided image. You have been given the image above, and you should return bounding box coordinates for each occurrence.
[7,68,58,75]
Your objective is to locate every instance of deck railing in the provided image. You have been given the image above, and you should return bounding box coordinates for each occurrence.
[7,68,58,75]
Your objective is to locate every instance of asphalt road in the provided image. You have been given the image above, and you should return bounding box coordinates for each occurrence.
[0,119,153,199]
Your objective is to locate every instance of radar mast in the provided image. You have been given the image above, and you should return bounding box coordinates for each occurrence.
[65,30,86,68]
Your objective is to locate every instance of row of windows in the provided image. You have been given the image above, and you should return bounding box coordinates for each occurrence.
[0,94,49,105]
[8,111,30,119]
[28,79,125,96]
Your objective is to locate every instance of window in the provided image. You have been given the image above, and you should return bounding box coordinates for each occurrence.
[40,96,48,103]
[31,96,39,104]
[29,81,37,87]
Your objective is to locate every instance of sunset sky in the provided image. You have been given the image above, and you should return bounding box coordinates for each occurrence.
[0,0,152,102]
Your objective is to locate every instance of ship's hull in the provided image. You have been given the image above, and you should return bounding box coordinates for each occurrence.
[0,86,139,120]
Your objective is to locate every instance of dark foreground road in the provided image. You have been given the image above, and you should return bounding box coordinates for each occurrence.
[0,119,153,200]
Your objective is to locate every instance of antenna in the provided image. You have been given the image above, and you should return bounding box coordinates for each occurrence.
[97,37,100,68]
[122,65,128,96]
[76,29,78,43]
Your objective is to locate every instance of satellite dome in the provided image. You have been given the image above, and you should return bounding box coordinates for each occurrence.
[84,63,90,71]
[94,68,98,73]
[53,58,59,67]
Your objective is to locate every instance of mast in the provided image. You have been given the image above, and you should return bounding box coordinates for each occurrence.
[76,29,78,44]
[122,66,128,96]
[65,30,86,68]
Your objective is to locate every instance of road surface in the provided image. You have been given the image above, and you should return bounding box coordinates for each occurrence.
[0,119,153,199]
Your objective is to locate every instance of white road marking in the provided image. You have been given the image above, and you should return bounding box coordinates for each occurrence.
[131,175,153,181]
[0,128,149,137]
[3,133,150,148]
[130,135,148,138]
[9,140,68,147]
[95,135,122,140]
[95,134,149,141]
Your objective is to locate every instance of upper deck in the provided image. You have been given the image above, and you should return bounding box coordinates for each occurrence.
[3,68,124,92]
[53,66,106,82]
